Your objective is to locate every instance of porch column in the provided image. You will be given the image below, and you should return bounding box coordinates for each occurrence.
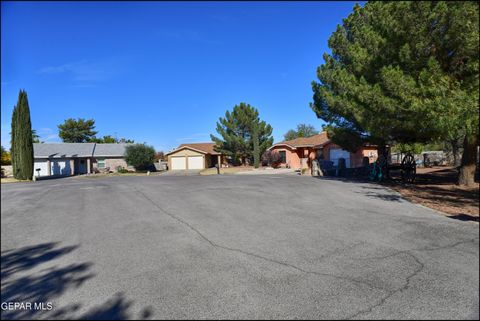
[70,159,75,176]
[86,158,91,174]
[47,159,51,176]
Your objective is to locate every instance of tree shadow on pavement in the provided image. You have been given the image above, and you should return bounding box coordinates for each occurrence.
[360,190,404,202]
[1,242,153,320]
[1,242,79,279]
[445,214,480,223]
[51,293,154,320]
[1,243,94,320]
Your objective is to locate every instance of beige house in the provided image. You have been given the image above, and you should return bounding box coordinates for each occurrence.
[166,143,224,170]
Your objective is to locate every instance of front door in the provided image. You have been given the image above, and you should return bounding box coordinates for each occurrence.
[75,158,87,174]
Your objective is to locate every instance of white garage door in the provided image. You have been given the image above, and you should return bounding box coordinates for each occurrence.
[329,149,350,168]
[171,157,186,170]
[51,159,71,176]
[33,161,49,177]
[187,156,204,170]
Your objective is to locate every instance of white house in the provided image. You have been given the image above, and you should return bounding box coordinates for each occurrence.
[33,143,132,177]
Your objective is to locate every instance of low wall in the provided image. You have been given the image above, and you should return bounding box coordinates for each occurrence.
[1,165,13,177]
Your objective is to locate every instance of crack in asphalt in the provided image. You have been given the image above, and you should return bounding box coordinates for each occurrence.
[132,186,386,293]
[345,238,478,319]
[345,251,425,320]
[133,185,479,320]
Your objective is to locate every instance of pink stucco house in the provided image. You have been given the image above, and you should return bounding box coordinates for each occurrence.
[268,132,378,170]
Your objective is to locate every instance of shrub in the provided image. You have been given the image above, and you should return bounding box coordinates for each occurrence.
[124,144,156,171]
[1,146,11,166]
[261,150,282,168]
[116,166,129,173]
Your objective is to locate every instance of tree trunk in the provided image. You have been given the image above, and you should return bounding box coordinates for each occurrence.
[450,139,461,167]
[252,125,260,169]
[458,134,478,186]
[377,143,389,179]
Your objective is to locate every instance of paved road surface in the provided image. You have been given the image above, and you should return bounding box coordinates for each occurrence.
[1,175,478,319]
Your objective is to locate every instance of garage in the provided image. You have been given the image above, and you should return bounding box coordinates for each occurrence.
[329,149,350,168]
[51,159,71,176]
[166,143,223,171]
[171,157,187,170]
[187,156,204,170]
[33,160,49,177]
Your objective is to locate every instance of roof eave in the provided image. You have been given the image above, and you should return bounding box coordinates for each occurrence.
[165,146,209,156]
[269,143,297,150]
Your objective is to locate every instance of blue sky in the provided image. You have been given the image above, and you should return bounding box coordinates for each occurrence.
[1,1,359,151]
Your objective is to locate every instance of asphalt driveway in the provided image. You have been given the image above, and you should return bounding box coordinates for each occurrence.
[1,175,478,320]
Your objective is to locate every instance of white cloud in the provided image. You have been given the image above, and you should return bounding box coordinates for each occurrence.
[37,56,126,87]
[36,127,60,143]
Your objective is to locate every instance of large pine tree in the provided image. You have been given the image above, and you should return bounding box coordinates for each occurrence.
[211,103,273,166]
[11,90,34,180]
[311,1,479,185]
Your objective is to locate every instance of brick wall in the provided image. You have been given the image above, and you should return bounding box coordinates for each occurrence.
[93,157,134,172]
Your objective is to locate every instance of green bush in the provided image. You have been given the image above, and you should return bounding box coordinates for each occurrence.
[116,166,129,173]
[124,144,156,171]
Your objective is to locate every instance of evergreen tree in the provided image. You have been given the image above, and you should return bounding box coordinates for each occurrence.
[252,123,260,168]
[11,104,17,176]
[58,118,98,143]
[311,1,478,185]
[11,90,34,180]
[211,103,273,166]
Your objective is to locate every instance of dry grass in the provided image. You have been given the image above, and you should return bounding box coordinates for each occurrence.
[1,177,30,184]
[200,166,254,175]
[386,166,479,221]
[73,171,165,179]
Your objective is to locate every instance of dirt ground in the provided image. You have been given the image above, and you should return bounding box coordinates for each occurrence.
[386,166,479,222]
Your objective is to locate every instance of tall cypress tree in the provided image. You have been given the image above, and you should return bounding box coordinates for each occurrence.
[11,90,34,180]
[11,104,17,176]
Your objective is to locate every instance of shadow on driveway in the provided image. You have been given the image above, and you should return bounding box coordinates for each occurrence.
[1,242,153,320]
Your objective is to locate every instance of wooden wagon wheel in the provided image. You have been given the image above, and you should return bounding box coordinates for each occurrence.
[401,153,416,183]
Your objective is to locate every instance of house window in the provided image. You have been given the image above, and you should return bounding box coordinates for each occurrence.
[97,158,105,168]
[279,151,286,163]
